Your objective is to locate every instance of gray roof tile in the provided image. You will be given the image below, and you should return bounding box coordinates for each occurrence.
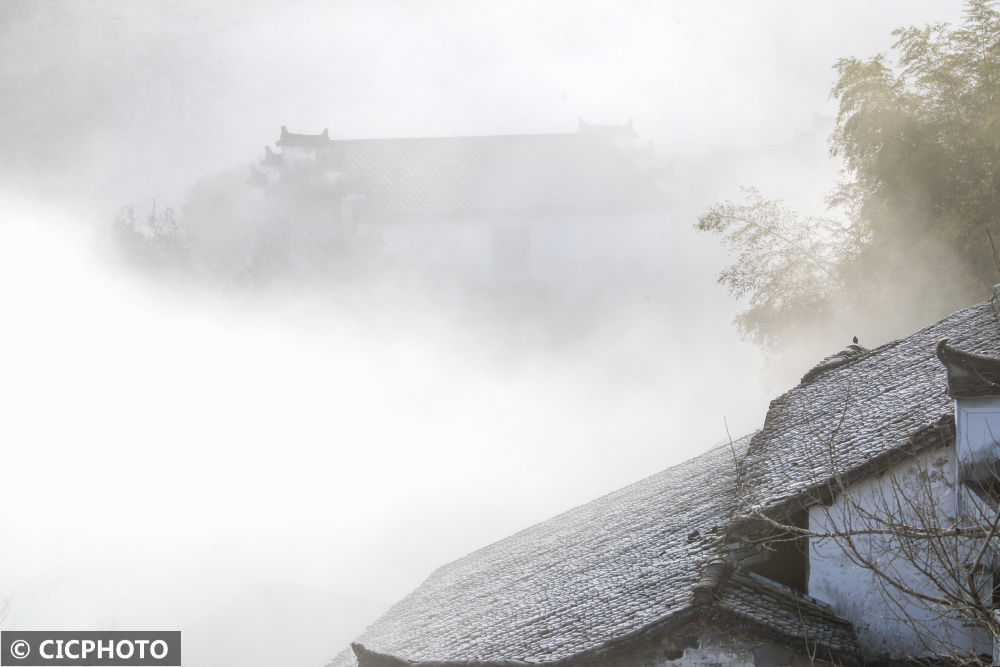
[329,437,750,666]
[738,299,1000,520]
[715,575,859,663]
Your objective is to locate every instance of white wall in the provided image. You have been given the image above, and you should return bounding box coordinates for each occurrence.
[808,445,992,660]
[956,396,1000,477]
[360,215,494,284]
[528,210,670,294]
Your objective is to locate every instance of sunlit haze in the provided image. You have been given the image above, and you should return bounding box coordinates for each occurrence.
[0,2,967,666]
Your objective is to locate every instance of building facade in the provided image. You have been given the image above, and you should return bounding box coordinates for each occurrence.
[251,123,666,294]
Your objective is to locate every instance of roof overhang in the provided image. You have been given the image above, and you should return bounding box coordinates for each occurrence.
[937,338,1000,398]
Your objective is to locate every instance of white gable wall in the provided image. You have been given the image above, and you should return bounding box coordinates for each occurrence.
[808,445,992,660]
[956,396,1000,476]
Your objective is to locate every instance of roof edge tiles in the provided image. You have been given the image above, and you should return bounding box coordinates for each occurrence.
[350,579,862,667]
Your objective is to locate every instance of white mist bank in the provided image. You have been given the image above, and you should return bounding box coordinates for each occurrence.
[0,2,973,664]
[0,193,769,666]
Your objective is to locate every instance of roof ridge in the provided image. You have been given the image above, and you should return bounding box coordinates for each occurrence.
[795,297,1000,391]
[799,343,872,385]
[752,299,995,456]
[911,298,1000,343]
[326,132,609,144]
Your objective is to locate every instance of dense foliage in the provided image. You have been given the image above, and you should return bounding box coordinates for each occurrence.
[699,0,1000,359]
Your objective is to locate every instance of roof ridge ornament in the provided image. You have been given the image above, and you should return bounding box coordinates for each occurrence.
[936,338,1000,398]
[276,126,333,148]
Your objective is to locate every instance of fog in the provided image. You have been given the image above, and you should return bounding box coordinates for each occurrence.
[0,2,966,666]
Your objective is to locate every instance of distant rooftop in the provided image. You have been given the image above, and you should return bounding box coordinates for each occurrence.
[276,125,331,148]
[265,122,663,219]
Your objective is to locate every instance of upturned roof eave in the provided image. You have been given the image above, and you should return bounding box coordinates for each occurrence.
[937,338,1000,398]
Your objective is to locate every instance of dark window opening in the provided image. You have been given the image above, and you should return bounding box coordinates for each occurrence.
[747,508,808,594]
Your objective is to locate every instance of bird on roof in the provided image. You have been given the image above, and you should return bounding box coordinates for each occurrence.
[800,336,867,384]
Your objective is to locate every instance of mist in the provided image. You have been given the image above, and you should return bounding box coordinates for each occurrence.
[0,2,967,666]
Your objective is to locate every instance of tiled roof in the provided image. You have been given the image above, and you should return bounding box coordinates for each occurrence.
[329,437,748,666]
[322,133,660,219]
[328,435,861,666]
[737,298,1000,521]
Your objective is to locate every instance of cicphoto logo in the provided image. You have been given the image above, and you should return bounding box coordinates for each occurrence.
[1,632,180,666]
